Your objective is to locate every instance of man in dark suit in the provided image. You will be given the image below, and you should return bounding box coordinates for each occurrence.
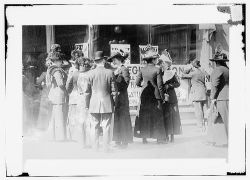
[85,51,117,152]
[210,52,229,136]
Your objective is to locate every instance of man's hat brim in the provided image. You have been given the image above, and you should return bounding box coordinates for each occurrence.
[209,58,229,61]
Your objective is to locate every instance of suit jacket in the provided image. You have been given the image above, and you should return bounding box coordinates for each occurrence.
[210,65,229,101]
[182,67,207,101]
[136,64,164,100]
[85,65,117,113]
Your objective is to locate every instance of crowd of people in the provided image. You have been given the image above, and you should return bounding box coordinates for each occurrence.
[22,43,229,152]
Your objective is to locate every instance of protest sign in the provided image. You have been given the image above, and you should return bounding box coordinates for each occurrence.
[126,64,142,113]
[75,43,89,57]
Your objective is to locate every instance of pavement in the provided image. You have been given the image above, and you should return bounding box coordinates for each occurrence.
[23,123,227,160]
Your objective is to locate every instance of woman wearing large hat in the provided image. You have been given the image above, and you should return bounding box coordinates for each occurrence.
[107,51,133,148]
[134,46,166,144]
[207,51,229,146]
[159,50,182,143]
[46,51,68,141]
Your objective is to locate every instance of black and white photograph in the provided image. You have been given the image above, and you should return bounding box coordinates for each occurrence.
[1,1,247,179]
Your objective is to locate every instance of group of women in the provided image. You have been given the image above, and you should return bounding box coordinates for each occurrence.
[23,42,228,149]
[23,44,182,149]
[134,48,182,144]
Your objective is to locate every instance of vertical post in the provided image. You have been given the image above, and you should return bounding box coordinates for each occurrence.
[46,25,55,53]
[88,24,93,59]
[185,25,188,62]
[148,24,151,44]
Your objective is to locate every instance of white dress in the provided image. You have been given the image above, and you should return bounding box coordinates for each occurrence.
[76,71,91,146]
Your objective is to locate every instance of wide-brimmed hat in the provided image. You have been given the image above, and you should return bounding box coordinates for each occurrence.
[93,51,107,61]
[159,49,172,64]
[209,52,229,61]
[107,50,129,62]
[143,49,159,61]
[50,44,61,52]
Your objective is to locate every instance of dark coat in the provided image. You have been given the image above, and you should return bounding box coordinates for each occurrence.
[163,75,182,135]
[210,65,229,101]
[164,75,180,104]
[134,64,166,140]
[85,65,117,113]
[182,67,207,102]
[135,64,164,101]
[113,65,133,143]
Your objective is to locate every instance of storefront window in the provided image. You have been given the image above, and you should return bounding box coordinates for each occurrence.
[90,25,197,65]
[152,25,197,65]
[55,25,89,59]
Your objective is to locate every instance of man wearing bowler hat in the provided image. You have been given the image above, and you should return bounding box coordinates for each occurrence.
[84,51,117,152]
[209,51,229,138]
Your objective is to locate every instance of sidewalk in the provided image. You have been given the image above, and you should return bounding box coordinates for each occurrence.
[23,123,227,160]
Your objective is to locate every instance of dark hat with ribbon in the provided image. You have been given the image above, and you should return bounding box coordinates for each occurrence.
[107,49,129,62]
[93,51,107,61]
[209,52,229,61]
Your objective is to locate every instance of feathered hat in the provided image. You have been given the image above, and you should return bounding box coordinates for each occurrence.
[142,44,159,61]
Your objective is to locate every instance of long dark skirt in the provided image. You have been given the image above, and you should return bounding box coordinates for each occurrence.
[163,102,182,135]
[113,93,133,143]
[134,96,166,140]
[113,106,133,143]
